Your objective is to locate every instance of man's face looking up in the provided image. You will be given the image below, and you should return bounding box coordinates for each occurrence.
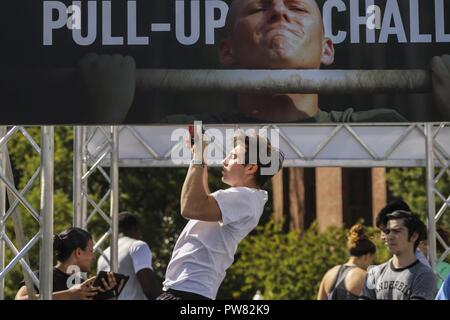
[220,0,335,69]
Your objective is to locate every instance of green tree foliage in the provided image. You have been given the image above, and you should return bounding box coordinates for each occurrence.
[118,167,187,281]
[218,221,389,300]
[387,168,450,266]
[386,168,450,232]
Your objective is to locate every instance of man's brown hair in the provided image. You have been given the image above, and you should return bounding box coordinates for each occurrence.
[233,133,284,187]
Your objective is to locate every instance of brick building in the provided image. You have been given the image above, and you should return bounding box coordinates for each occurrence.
[272,168,387,232]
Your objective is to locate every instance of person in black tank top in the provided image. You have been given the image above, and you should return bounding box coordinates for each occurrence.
[318,224,377,300]
[327,265,359,300]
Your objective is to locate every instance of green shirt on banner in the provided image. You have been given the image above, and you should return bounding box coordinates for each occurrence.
[161,108,407,124]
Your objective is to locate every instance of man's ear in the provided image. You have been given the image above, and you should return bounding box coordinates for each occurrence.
[245,164,258,176]
[321,37,335,66]
[410,232,419,244]
[219,37,235,67]
[74,247,82,258]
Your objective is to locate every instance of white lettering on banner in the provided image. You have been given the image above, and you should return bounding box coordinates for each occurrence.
[410,0,432,43]
[350,0,376,44]
[43,0,228,46]
[66,4,81,30]
[436,0,450,42]
[175,0,200,45]
[366,5,381,31]
[379,0,407,43]
[72,1,96,46]
[323,0,347,44]
[322,0,450,44]
[43,0,449,46]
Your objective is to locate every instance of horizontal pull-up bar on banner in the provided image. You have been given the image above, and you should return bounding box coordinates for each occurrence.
[46,69,431,94]
[135,69,432,94]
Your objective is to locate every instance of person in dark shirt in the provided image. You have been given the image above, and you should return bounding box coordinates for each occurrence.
[15,227,117,300]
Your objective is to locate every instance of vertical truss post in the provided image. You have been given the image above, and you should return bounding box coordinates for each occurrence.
[76,127,117,269]
[0,126,51,299]
[0,126,6,299]
[82,128,88,229]
[425,124,437,272]
[73,126,84,228]
[110,126,119,273]
[39,126,54,300]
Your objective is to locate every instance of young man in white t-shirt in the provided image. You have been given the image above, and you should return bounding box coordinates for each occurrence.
[157,133,283,300]
[98,212,161,300]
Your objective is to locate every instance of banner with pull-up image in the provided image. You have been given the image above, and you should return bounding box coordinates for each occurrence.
[1,0,450,124]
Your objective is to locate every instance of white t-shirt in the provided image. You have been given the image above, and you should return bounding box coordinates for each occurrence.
[163,187,268,299]
[97,236,153,300]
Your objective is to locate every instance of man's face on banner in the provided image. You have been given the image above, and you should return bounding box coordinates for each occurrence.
[220,0,334,69]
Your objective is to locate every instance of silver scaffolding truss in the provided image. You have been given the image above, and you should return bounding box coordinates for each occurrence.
[73,127,119,273]
[1,123,449,299]
[78,123,450,281]
[0,123,449,299]
[0,126,54,300]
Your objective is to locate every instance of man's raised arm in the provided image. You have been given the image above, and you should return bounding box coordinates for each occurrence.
[180,142,221,222]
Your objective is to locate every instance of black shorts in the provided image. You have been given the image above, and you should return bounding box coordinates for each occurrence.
[156,289,211,300]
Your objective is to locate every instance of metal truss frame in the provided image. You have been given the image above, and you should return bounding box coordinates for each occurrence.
[2,122,448,299]
[73,126,119,273]
[82,123,450,280]
[0,126,54,300]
